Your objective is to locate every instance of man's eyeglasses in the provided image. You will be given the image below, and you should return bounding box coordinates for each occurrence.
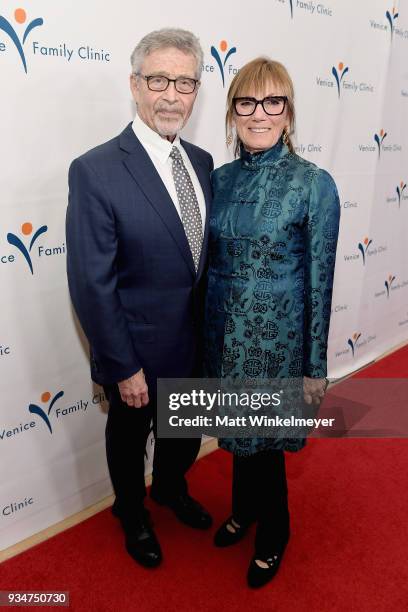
[135,73,199,94]
[233,96,288,116]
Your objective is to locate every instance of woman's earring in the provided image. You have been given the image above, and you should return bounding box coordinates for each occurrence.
[226,133,233,146]
[282,129,289,146]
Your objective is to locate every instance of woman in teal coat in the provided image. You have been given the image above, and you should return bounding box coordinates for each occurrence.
[204,57,340,588]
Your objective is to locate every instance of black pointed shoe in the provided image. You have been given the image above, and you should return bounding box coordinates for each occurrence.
[151,492,212,530]
[122,511,162,568]
[214,516,251,547]
[247,543,288,588]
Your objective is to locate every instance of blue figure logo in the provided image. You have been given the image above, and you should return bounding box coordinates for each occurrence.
[385,7,399,41]
[29,390,64,434]
[374,129,387,158]
[347,333,361,357]
[0,7,43,73]
[357,236,372,266]
[385,275,396,298]
[7,222,48,274]
[332,62,349,98]
[396,181,406,207]
[211,40,237,87]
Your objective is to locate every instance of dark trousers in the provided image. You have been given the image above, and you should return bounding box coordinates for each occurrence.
[231,449,290,556]
[104,384,201,525]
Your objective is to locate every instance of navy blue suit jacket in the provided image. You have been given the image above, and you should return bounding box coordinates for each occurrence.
[66,123,213,387]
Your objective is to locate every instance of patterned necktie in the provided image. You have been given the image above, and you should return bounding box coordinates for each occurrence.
[170,146,203,272]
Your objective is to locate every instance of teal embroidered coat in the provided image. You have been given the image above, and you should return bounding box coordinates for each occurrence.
[204,138,340,455]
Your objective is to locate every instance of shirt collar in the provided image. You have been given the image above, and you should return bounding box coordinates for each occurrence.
[132,113,181,164]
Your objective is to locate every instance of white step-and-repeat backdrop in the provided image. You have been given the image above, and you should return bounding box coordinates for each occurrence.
[1,0,407,549]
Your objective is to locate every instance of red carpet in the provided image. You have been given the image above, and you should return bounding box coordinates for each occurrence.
[2,347,408,611]
[352,343,408,378]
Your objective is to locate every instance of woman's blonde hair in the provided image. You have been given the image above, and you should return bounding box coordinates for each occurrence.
[226,57,296,156]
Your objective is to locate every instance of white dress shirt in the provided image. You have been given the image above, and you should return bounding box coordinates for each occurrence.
[132,114,206,230]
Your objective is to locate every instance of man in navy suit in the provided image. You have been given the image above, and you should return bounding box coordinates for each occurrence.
[66,28,213,568]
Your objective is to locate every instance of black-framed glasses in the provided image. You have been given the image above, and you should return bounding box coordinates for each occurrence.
[233,96,288,116]
[135,73,199,94]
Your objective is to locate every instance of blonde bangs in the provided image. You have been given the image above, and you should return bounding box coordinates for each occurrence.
[233,60,293,100]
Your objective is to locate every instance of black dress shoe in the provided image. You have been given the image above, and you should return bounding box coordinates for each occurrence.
[247,541,288,588]
[214,516,251,547]
[122,511,162,568]
[151,492,212,530]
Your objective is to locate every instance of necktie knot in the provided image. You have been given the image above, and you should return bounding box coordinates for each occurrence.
[170,146,182,162]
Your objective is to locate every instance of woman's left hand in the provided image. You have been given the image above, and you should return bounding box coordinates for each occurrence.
[303,376,329,405]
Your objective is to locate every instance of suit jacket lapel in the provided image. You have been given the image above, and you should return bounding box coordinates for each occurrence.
[120,125,195,277]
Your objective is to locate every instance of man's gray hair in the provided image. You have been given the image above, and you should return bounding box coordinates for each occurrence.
[130,28,203,79]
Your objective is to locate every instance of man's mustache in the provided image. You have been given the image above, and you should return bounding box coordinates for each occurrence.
[155,103,183,115]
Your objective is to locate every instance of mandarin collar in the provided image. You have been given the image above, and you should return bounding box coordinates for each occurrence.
[240,137,290,169]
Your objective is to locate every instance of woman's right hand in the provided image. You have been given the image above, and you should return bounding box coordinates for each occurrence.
[303,376,328,405]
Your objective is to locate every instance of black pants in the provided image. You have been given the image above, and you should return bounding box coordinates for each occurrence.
[104,384,201,525]
[231,449,290,556]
